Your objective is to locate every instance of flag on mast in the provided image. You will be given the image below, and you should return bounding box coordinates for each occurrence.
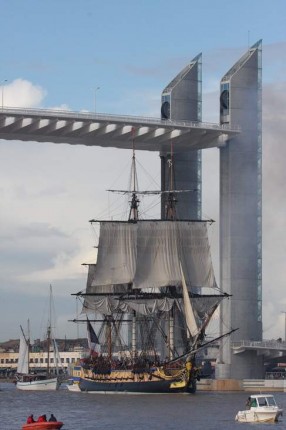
[87,318,100,355]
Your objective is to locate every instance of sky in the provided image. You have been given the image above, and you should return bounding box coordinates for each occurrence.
[0,0,286,342]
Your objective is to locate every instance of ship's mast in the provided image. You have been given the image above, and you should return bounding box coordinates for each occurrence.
[165,141,177,221]
[165,141,176,359]
[129,133,138,359]
[128,134,140,222]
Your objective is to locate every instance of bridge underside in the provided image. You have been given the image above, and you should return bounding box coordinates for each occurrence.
[0,108,238,152]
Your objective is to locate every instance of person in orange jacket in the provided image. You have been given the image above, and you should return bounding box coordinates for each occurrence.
[26,415,35,424]
[37,414,47,422]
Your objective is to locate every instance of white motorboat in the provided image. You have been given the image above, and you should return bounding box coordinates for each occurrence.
[235,394,283,423]
[66,378,81,392]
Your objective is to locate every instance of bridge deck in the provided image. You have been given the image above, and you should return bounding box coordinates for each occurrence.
[0,108,239,152]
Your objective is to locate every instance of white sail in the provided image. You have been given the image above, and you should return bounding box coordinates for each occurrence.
[180,263,199,338]
[83,220,219,315]
[133,221,217,290]
[52,338,62,375]
[91,222,137,287]
[17,328,29,374]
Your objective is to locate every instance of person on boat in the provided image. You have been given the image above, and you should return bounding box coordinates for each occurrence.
[37,414,47,422]
[250,398,257,407]
[246,397,251,408]
[49,414,57,422]
[27,415,35,424]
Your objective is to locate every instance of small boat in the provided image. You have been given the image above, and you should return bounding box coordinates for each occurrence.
[235,394,283,423]
[16,287,61,391]
[17,376,59,391]
[66,377,81,392]
[22,422,63,430]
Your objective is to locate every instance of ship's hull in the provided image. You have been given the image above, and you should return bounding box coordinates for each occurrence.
[79,377,195,394]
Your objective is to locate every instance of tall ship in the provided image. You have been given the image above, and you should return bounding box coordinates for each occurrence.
[73,144,232,394]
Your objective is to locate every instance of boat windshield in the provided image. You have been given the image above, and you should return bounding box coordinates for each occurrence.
[265,396,277,406]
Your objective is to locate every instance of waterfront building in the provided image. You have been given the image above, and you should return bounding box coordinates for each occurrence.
[0,348,86,378]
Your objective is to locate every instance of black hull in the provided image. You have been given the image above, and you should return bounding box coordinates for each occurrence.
[79,377,196,394]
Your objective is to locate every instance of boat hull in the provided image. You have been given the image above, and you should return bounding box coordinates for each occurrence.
[17,377,59,391]
[67,380,81,392]
[79,377,194,394]
[22,422,63,430]
[235,408,283,423]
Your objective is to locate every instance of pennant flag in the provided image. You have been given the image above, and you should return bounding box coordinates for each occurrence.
[87,318,100,355]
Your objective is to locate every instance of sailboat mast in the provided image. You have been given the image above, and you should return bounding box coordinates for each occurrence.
[27,319,30,374]
[47,284,52,376]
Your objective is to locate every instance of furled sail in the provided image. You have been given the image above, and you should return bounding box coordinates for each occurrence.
[83,295,175,316]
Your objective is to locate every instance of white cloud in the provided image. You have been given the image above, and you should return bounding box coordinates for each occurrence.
[3,79,46,108]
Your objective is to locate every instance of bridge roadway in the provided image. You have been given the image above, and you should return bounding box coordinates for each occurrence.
[232,340,286,360]
[198,340,286,362]
[0,107,239,151]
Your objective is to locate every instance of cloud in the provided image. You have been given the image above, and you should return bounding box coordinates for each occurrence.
[3,79,46,108]
[0,222,79,283]
[261,80,286,338]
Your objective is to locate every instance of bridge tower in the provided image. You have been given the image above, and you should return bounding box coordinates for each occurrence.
[160,54,202,220]
[216,40,263,379]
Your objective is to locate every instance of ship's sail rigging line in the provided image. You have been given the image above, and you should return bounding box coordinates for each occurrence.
[77,136,228,374]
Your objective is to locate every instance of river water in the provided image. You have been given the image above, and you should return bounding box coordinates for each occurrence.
[1,382,286,430]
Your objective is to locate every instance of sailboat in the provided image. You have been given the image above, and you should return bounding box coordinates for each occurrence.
[16,287,61,391]
[73,143,232,394]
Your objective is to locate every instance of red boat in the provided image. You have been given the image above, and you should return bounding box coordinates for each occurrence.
[22,422,64,430]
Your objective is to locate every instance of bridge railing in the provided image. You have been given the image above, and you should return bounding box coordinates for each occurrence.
[0,107,240,132]
[232,340,286,350]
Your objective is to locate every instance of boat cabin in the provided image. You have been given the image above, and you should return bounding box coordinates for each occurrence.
[247,394,278,408]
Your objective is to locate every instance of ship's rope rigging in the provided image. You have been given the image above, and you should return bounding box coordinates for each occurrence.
[72,135,232,372]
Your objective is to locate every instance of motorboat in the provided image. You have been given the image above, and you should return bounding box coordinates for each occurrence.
[22,422,63,430]
[235,394,283,423]
[66,377,81,392]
